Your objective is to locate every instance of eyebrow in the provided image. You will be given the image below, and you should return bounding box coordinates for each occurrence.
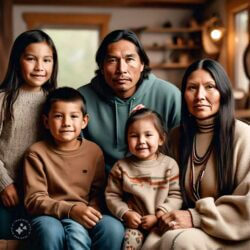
[187,80,215,85]
[106,53,137,58]
[23,53,53,58]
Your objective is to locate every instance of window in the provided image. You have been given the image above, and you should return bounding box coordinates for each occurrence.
[43,28,98,88]
[227,0,249,91]
[23,12,110,88]
[234,9,249,93]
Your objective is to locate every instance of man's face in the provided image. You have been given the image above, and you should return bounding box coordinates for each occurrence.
[102,39,144,99]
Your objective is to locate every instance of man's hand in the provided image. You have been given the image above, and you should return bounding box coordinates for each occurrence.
[69,204,102,229]
[0,184,19,207]
[122,210,142,229]
[141,214,157,230]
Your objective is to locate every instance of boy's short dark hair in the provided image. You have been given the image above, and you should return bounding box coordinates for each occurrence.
[43,87,87,116]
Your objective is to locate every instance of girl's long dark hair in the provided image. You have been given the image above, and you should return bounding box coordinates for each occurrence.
[0,29,58,122]
[180,59,235,208]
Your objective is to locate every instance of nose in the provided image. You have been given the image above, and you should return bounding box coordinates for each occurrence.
[196,85,206,100]
[34,59,44,71]
[117,59,128,73]
[138,135,146,144]
[62,116,71,127]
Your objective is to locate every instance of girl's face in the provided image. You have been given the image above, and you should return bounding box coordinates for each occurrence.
[20,41,53,92]
[127,118,163,161]
[184,69,221,119]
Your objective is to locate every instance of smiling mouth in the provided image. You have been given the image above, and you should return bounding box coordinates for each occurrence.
[31,75,46,77]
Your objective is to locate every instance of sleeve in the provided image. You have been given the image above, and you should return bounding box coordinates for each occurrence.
[157,159,183,212]
[105,162,130,220]
[23,151,74,219]
[0,160,14,192]
[189,124,250,241]
[0,93,14,191]
[88,150,106,211]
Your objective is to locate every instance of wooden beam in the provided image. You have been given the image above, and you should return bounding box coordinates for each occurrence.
[23,13,110,40]
[14,0,206,8]
[0,0,13,82]
[226,0,250,85]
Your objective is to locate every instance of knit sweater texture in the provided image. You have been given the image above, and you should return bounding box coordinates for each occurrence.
[169,119,250,241]
[105,153,182,220]
[0,90,46,191]
[23,139,105,219]
[78,73,181,173]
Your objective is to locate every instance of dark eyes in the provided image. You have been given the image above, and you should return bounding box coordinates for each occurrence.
[106,57,135,63]
[24,57,52,63]
[186,85,216,90]
[53,114,79,119]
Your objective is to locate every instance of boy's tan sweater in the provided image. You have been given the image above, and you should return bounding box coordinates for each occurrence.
[169,119,250,241]
[23,139,105,219]
[105,153,182,220]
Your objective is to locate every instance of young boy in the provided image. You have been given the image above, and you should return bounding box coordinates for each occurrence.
[23,87,124,250]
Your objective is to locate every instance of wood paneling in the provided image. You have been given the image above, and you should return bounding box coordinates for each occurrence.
[23,13,110,40]
[0,0,12,82]
[14,0,206,8]
[227,0,250,85]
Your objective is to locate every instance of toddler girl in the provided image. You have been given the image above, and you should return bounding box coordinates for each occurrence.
[105,108,183,250]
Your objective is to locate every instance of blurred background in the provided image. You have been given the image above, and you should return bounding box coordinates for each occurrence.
[0,0,249,120]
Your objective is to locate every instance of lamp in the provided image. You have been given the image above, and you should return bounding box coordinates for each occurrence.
[202,16,225,56]
[210,27,223,41]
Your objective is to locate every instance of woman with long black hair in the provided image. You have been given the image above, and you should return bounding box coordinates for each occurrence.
[142,58,250,249]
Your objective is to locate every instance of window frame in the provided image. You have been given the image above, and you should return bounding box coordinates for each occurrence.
[22,12,110,41]
[227,0,250,86]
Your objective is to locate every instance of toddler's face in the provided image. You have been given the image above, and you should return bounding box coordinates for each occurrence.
[20,41,53,92]
[127,118,163,161]
[44,100,88,150]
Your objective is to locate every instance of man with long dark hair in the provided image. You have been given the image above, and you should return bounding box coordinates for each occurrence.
[78,29,181,174]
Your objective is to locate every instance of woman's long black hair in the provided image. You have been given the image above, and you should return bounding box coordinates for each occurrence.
[0,29,58,122]
[180,58,235,208]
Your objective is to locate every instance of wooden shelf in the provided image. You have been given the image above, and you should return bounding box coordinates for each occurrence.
[151,62,190,69]
[143,27,202,33]
[144,44,200,50]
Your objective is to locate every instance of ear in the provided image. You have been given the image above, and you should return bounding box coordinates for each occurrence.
[158,132,166,146]
[140,62,144,73]
[43,115,50,129]
[81,114,89,129]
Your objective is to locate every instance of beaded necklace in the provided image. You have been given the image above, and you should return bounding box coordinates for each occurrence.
[190,122,214,201]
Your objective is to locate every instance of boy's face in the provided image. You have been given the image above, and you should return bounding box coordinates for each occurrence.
[44,100,88,149]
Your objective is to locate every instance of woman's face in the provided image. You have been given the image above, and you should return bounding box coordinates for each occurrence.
[184,69,221,119]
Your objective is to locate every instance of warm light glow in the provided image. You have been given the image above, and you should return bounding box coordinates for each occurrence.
[210,28,222,41]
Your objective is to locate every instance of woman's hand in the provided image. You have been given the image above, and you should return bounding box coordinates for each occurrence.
[122,210,142,229]
[141,215,157,230]
[0,184,19,207]
[158,210,193,233]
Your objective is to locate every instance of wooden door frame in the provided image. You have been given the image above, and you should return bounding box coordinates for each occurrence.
[0,0,13,82]
[227,0,250,86]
